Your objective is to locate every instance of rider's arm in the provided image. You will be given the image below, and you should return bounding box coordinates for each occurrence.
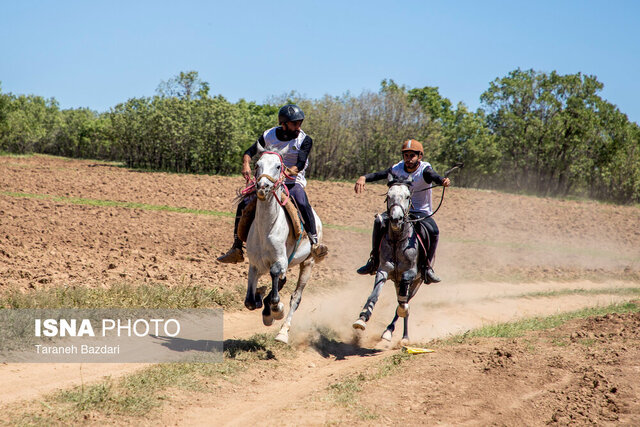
[294,136,313,171]
[364,167,392,182]
[423,166,451,187]
[355,167,392,193]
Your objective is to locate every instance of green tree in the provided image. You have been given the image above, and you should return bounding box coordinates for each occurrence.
[481,69,608,196]
[156,71,210,100]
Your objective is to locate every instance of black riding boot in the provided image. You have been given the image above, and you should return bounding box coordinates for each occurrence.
[416,218,441,283]
[357,215,385,275]
[217,200,247,264]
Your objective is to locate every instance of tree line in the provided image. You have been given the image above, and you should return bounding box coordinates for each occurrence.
[0,69,638,204]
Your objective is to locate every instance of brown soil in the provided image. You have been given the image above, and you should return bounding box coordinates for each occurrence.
[1,155,640,425]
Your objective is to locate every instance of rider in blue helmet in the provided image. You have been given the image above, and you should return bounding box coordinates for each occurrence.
[217,104,328,263]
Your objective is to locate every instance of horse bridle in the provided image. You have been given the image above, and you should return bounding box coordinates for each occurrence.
[242,151,294,207]
[386,182,412,225]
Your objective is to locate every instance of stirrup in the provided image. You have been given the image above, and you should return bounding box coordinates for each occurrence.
[311,243,328,260]
[423,267,441,284]
[357,257,377,275]
[217,246,244,264]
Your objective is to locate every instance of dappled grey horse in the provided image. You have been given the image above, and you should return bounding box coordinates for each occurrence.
[244,144,325,344]
[352,174,424,344]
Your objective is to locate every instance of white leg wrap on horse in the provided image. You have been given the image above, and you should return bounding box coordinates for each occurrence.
[275,324,290,344]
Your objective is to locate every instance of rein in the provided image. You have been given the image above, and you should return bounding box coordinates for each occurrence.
[407,162,464,222]
[242,151,295,207]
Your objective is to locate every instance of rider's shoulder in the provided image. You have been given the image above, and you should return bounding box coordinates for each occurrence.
[263,127,278,138]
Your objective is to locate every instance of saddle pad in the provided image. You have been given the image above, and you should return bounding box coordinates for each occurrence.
[237,198,303,242]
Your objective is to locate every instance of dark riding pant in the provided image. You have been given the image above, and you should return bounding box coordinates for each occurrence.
[286,183,317,236]
[411,213,439,266]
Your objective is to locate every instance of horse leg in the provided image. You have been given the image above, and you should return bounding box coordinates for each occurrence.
[271,276,287,320]
[400,314,410,346]
[353,271,388,330]
[381,313,399,342]
[276,257,313,344]
[396,278,411,318]
[244,265,260,310]
[261,295,273,326]
[269,261,286,318]
[262,266,287,326]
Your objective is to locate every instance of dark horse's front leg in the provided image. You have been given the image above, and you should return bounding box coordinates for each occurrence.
[396,271,415,318]
[353,270,388,330]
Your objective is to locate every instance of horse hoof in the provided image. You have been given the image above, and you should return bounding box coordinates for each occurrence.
[275,332,289,344]
[352,318,367,330]
[271,303,285,320]
[244,300,256,311]
[262,314,274,326]
[401,338,410,346]
[255,294,263,309]
[381,329,392,341]
[396,303,409,318]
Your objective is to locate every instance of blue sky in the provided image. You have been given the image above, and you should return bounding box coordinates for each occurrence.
[2,1,639,123]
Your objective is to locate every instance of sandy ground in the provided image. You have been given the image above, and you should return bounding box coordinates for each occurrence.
[1,155,639,424]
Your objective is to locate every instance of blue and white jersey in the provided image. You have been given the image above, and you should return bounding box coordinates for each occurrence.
[262,127,308,187]
[390,160,434,215]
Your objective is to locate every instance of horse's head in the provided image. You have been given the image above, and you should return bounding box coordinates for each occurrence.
[255,144,290,200]
[386,173,413,232]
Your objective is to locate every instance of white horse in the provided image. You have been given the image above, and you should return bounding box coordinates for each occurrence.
[244,144,325,344]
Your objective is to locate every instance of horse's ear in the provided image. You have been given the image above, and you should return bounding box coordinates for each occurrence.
[387,173,396,187]
[279,145,291,156]
[406,175,414,184]
[257,143,265,154]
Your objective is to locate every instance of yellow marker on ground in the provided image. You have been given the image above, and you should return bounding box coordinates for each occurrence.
[402,346,435,354]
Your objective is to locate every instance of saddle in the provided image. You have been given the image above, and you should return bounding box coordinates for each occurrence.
[237,197,304,243]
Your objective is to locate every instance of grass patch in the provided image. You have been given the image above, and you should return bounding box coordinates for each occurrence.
[447,301,640,343]
[0,191,235,218]
[327,352,410,419]
[0,282,239,309]
[0,190,368,233]
[511,287,640,299]
[4,333,294,425]
[323,223,369,234]
[0,151,33,158]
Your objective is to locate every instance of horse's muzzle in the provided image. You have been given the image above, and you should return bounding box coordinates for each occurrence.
[390,219,403,232]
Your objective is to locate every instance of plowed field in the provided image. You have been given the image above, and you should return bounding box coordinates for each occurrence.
[1,155,639,425]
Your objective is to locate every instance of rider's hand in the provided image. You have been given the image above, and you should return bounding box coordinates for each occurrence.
[354,176,366,193]
[241,162,252,182]
[442,177,451,187]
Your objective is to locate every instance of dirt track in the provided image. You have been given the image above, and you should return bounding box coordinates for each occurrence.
[1,155,640,424]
